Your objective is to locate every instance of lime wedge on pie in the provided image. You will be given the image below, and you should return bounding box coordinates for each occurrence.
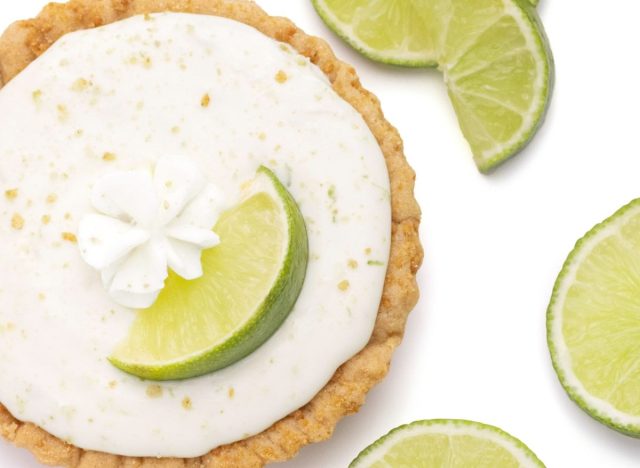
[350,419,544,467]
[312,0,554,172]
[548,199,640,436]
[110,166,308,381]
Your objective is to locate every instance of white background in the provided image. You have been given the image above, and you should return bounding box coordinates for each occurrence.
[1,1,640,467]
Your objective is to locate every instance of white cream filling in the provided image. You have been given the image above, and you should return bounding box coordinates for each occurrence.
[0,13,391,457]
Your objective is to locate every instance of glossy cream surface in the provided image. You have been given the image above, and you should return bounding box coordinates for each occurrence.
[0,13,390,457]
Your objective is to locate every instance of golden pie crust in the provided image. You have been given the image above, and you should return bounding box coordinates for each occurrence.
[0,1,423,466]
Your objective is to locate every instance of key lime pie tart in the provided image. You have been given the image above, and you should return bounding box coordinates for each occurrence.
[0,1,421,466]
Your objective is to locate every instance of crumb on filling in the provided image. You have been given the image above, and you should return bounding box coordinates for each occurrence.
[62,232,77,243]
[146,385,163,399]
[11,213,24,230]
[275,70,288,84]
[201,93,211,107]
[4,188,18,200]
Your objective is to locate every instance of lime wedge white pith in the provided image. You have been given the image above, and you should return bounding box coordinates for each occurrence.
[311,0,554,172]
[548,199,640,437]
[110,166,308,381]
[350,419,544,467]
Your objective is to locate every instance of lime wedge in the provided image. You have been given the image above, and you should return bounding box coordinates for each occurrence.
[548,199,640,436]
[110,166,308,381]
[312,0,553,172]
[350,419,544,467]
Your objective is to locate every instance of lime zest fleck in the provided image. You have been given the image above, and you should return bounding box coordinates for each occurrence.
[32,89,42,103]
[328,184,336,200]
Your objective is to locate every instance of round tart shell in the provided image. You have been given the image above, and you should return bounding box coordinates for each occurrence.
[0,1,423,466]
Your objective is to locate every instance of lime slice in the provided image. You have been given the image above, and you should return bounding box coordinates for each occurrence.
[311,0,553,172]
[350,419,544,467]
[110,166,308,381]
[548,199,640,436]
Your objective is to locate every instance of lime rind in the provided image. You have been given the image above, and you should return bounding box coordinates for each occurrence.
[547,199,640,437]
[350,419,545,467]
[110,166,309,380]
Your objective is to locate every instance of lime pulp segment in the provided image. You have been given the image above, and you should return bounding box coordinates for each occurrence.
[548,199,640,436]
[350,419,544,467]
[110,166,308,381]
[311,0,554,172]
